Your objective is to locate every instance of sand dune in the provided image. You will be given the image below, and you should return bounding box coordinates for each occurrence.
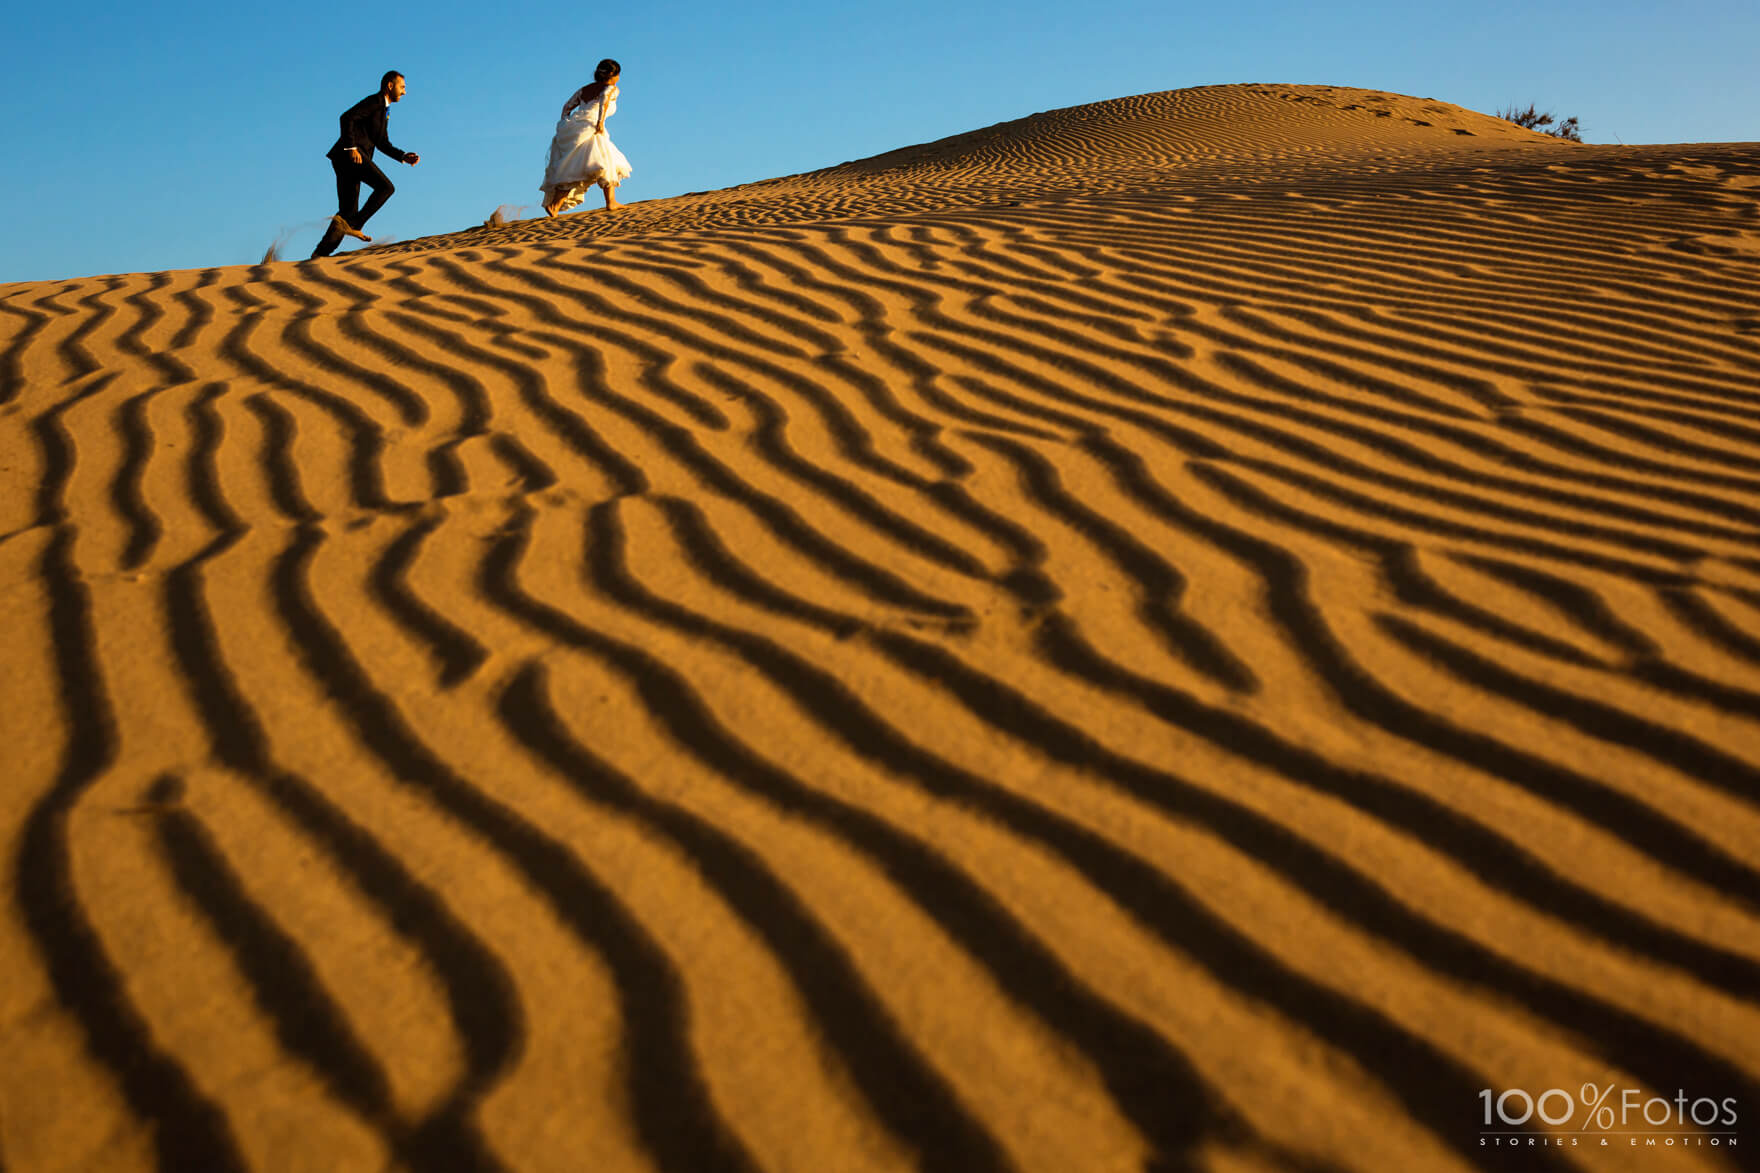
[2,83,1759,1171]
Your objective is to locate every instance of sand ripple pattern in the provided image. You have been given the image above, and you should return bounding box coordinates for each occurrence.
[2,85,1759,1172]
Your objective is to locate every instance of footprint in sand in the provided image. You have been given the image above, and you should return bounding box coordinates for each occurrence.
[1667,230,1760,257]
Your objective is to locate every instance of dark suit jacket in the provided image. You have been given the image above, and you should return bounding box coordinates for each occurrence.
[326,94,407,164]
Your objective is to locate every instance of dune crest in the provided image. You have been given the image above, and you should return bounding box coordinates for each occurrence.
[3,83,1759,1172]
[387,83,1592,254]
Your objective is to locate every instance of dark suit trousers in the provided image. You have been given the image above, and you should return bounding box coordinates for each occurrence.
[311,156,397,258]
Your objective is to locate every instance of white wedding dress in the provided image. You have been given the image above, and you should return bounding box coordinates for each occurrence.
[540,84,632,212]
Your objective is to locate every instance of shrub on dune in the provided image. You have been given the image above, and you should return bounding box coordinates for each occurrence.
[1498,103,1583,141]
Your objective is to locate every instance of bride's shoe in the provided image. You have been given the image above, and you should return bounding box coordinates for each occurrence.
[331,214,371,242]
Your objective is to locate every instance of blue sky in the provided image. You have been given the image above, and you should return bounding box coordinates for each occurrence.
[3,0,1754,284]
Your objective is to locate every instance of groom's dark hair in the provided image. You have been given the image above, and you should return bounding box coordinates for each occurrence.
[380,70,404,92]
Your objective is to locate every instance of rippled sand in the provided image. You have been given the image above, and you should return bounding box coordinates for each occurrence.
[2,84,1758,1172]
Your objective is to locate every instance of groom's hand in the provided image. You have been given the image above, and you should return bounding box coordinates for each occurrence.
[346,147,362,164]
[405,153,421,166]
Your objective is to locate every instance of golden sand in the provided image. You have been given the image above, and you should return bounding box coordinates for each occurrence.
[2,84,1758,1171]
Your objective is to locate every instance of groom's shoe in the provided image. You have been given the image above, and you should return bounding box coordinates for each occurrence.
[331,213,372,243]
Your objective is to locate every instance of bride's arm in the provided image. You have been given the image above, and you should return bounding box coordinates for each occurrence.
[561,87,585,119]
[594,87,613,135]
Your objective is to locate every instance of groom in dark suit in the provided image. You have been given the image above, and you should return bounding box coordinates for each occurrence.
[311,71,422,259]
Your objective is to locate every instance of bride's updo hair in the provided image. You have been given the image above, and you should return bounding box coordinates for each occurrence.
[575,58,621,106]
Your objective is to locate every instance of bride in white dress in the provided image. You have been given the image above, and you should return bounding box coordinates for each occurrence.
[541,58,631,215]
